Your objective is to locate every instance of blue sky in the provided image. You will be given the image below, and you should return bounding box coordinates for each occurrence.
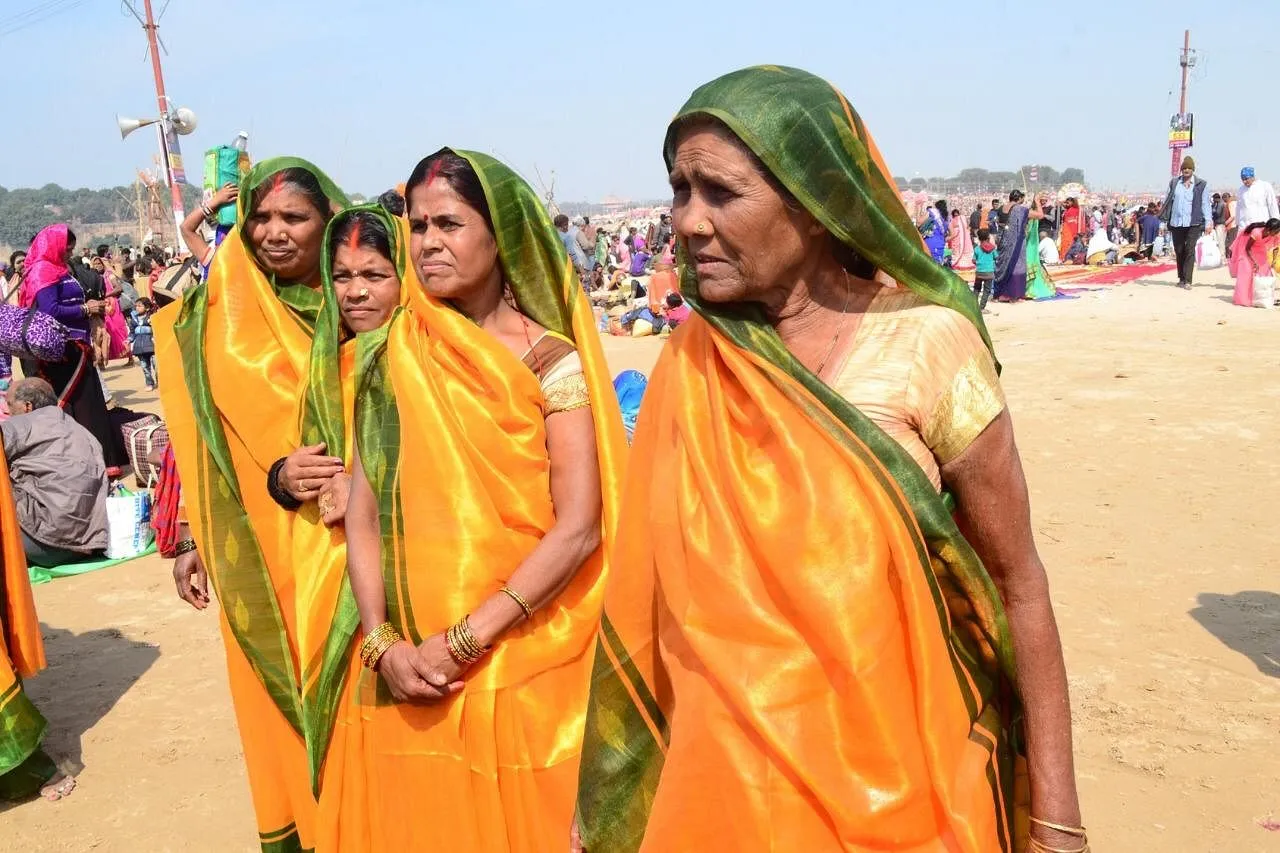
[3,0,1277,200]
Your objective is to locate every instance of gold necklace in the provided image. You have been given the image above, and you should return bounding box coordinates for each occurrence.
[814,275,853,377]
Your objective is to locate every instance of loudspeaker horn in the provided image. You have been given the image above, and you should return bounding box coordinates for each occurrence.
[118,114,161,140]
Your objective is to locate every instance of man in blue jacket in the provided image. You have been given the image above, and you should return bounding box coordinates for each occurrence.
[1159,155,1213,290]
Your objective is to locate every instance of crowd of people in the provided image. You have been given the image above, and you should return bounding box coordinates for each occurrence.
[904,159,1280,308]
[49,63,1280,853]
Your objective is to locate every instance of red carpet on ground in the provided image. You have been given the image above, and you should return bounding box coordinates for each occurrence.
[955,262,1177,287]
[1066,262,1176,285]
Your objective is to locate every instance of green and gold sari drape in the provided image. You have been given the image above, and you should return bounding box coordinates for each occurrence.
[577,65,1026,852]
[156,157,349,853]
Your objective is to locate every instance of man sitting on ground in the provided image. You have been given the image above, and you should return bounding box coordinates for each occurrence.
[1086,227,1120,266]
[2,378,108,567]
[1038,231,1061,265]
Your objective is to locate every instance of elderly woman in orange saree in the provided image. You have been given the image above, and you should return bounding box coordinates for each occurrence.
[333,149,625,852]
[156,157,350,852]
[576,66,1084,853]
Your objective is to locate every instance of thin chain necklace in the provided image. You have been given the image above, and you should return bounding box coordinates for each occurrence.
[814,274,853,377]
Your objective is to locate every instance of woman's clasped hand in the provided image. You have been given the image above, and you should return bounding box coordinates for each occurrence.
[376,636,466,704]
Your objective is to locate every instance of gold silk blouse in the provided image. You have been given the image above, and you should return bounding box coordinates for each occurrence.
[829,287,1005,491]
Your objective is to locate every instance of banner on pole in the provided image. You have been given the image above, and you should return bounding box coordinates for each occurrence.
[164,121,187,184]
[1169,113,1194,150]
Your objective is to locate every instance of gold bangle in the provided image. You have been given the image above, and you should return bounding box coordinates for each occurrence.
[455,619,485,660]
[361,629,399,669]
[1028,817,1086,838]
[1027,840,1089,853]
[359,623,401,669]
[445,623,477,665]
[358,622,397,659]
[445,616,488,665]
[500,586,534,620]
[364,634,400,671]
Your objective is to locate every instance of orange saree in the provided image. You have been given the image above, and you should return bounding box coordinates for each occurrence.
[0,452,58,800]
[576,65,1025,853]
[316,150,626,852]
[155,157,350,852]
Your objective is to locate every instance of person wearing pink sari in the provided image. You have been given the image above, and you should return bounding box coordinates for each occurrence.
[1229,218,1280,307]
[17,225,128,470]
[103,298,130,360]
[948,209,974,269]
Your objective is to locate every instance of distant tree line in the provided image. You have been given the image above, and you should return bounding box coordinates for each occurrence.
[0,182,203,249]
[892,166,1086,196]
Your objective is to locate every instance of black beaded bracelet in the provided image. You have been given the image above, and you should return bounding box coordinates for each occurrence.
[266,457,303,511]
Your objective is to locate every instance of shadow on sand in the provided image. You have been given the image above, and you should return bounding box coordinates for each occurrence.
[15,625,159,785]
[1189,591,1280,678]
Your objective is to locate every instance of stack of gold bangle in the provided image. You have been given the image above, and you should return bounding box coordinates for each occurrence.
[1028,818,1089,853]
[500,585,534,620]
[359,622,402,671]
[445,616,488,665]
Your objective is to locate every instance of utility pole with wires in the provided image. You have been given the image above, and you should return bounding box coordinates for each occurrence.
[1170,30,1196,178]
[121,0,187,236]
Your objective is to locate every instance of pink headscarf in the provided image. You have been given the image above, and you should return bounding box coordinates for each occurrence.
[19,224,71,308]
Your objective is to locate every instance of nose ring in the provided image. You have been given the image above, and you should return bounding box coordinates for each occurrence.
[696,222,707,234]
[358,288,369,298]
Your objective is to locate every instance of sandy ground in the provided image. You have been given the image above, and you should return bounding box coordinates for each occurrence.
[2,265,1278,851]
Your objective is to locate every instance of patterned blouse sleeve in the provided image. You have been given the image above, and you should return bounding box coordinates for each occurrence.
[910,309,1006,465]
[541,351,590,416]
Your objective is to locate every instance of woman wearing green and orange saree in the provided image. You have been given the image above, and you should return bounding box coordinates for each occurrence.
[333,149,626,852]
[156,157,350,852]
[576,66,1083,853]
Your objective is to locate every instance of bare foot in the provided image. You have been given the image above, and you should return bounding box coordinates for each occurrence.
[40,774,76,802]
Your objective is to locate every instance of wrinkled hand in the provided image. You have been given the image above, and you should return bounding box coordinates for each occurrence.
[416,631,469,686]
[279,443,344,503]
[379,641,463,705]
[211,183,240,210]
[83,299,106,316]
[318,472,350,527]
[173,549,209,610]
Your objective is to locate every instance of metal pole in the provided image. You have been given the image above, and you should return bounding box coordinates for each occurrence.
[141,0,185,239]
[1171,30,1190,177]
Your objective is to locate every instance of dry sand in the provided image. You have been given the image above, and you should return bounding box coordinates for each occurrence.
[2,265,1277,851]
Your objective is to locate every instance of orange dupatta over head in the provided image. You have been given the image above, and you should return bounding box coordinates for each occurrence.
[577,65,1024,852]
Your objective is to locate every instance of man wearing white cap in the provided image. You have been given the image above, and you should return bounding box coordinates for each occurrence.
[1237,166,1279,234]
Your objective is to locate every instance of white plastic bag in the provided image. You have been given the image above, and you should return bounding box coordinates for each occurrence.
[106,492,153,560]
[1253,275,1275,309]
[1195,235,1223,270]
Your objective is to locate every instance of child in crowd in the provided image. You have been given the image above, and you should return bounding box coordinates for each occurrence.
[972,228,997,311]
[129,298,157,390]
